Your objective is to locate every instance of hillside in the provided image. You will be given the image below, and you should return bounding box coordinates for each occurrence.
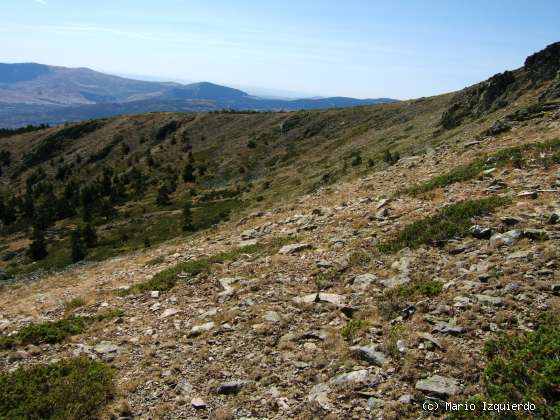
[0,64,396,127]
[0,42,559,419]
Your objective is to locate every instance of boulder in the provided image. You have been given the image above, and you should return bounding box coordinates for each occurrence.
[415,375,460,397]
[350,345,385,366]
[279,243,311,255]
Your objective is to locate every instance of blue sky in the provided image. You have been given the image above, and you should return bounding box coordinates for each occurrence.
[1,1,559,99]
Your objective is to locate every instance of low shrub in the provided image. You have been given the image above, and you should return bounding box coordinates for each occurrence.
[0,357,114,419]
[378,196,509,253]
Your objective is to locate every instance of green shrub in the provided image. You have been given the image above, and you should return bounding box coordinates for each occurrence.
[483,314,560,418]
[403,138,560,195]
[127,237,296,294]
[341,319,368,341]
[0,357,114,420]
[63,298,86,311]
[0,317,87,349]
[451,314,560,419]
[93,309,124,322]
[379,280,443,319]
[378,196,509,253]
[127,243,263,294]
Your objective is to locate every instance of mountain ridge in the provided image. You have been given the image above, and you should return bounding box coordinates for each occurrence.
[0,63,398,127]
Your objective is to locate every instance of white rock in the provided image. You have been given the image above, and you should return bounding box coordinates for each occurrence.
[189,321,215,336]
[160,308,181,319]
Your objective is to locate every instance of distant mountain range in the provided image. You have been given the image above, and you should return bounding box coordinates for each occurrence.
[0,63,398,127]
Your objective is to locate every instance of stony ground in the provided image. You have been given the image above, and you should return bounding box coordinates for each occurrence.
[1,116,560,419]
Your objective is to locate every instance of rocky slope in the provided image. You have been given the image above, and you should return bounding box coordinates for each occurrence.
[1,43,560,419]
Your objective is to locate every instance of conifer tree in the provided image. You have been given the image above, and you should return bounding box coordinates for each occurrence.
[28,228,48,261]
[182,162,196,183]
[182,200,195,231]
[156,186,171,206]
[82,224,98,248]
[70,229,85,262]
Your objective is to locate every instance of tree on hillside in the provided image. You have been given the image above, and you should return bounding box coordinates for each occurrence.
[383,150,400,165]
[182,200,195,232]
[182,162,196,183]
[82,224,98,248]
[28,228,48,261]
[156,186,171,206]
[70,229,85,262]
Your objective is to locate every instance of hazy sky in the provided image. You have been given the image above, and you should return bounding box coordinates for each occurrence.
[2,1,559,99]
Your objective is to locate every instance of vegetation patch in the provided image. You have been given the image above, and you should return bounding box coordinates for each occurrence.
[0,312,123,350]
[0,124,50,139]
[0,316,87,349]
[127,237,296,294]
[378,196,509,253]
[126,243,261,294]
[0,357,114,420]
[379,280,443,319]
[451,313,560,419]
[403,138,560,195]
[341,319,368,341]
[23,120,103,167]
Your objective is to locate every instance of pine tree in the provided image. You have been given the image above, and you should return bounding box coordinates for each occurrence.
[70,229,85,262]
[182,200,195,232]
[28,228,48,261]
[156,186,171,206]
[82,224,98,248]
[182,162,196,183]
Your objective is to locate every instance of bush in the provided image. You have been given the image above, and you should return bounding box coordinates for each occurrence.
[451,314,560,419]
[403,138,560,195]
[341,319,368,341]
[378,196,509,253]
[0,317,87,349]
[484,314,560,417]
[126,240,290,294]
[0,357,114,420]
[383,149,400,165]
[379,280,443,319]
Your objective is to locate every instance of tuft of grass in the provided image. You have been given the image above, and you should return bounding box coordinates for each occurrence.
[403,160,485,195]
[385,279,443,300]
[379,280,443,320]
[450,313,560,419]
[0,317,87,349]
[0,357,114,420]
[378,196,509,253]
[63,297,86,311]
[402,138,560,195]
[93,309,124,322]
[341,319,368,341]
[314,268,340,291]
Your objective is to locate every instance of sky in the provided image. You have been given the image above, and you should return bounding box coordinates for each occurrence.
[1,1,559,99]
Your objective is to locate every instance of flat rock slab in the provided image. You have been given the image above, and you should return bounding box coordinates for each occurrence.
[415,375,460,397]
[308,383,331,410]
[475,294,503,306]
[191,397,207,409]
[350,345,385,366]
[94,341,119,354]
[189,321,215,337]
[432,322,465,335]
[380,275,410,289]
[331,369,374,385]
[279,243,311,255]
[353,273,377,289]
[160,308,181,319]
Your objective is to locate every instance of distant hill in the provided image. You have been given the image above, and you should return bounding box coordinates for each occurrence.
[0,63,397,127]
